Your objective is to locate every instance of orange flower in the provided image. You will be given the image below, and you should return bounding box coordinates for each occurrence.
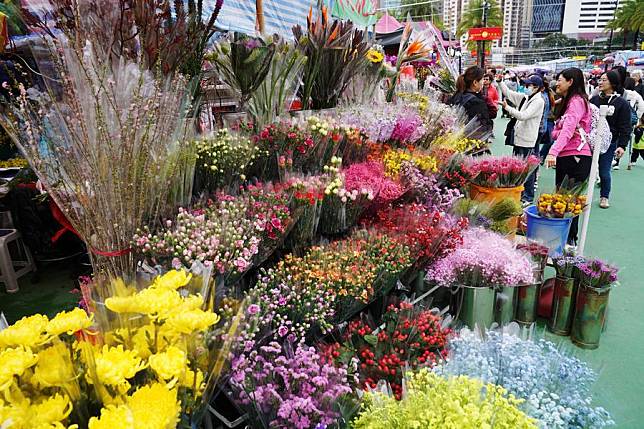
[405,40,427,57]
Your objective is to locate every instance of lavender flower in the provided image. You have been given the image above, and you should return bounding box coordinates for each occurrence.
[400,162,462,212]
[231,342,352,429]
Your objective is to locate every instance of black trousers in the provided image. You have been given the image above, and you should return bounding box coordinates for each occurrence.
[632,128,644,163]
[555,155,592,243]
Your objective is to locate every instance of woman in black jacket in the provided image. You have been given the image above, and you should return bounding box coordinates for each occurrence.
[590,70,632,209]
[449,66,494,141]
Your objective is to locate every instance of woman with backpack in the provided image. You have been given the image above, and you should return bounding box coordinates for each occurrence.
[590,70,632,209]
[499,74,545,204]
[448,66,494,141]
[544,68,593,245]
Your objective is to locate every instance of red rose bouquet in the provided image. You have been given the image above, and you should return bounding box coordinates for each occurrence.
[465,155,540,189]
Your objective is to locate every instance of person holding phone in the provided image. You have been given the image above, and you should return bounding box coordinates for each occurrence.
[544,68,592,245]
[589,71,632,209]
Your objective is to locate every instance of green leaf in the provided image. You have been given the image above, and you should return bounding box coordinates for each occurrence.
[364,334,378,347]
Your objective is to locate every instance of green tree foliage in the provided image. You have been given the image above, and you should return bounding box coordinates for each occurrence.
[606,0,644,49]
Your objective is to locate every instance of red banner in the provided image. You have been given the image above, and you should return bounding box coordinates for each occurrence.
[468,27,503,41]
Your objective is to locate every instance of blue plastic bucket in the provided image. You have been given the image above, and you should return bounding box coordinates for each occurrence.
[525,205,573,257]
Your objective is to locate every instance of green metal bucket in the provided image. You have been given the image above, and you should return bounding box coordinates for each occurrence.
[494,285,517,325]
[571,283,611,350]
[548,276,577,336]
[515,283,541,325]
[458,285,496,329]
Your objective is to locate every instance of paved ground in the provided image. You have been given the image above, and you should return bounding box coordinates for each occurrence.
[1,117,642,427]
[492,117,644,428]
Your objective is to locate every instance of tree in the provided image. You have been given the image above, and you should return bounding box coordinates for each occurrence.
[397,0,444,28]
[456,0,502,64]
[606,0,644,50]
[533,33,586,48]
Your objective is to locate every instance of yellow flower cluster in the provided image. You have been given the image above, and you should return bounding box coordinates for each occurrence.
[354,369,537,429]
[366,48,384,64]
[397,92,429,115]
[537,193,587,218]
[383,148,438,178]
[0,270,229,429]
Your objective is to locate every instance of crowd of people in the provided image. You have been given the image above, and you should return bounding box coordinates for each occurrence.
[449,64,644,245]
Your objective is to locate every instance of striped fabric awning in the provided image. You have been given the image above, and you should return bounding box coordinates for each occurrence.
[212,0,317,36]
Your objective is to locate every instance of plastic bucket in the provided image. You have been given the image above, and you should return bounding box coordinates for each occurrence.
[525,205,573,257]
[470,184,523,234]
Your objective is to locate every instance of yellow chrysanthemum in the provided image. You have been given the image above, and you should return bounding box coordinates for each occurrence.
[30,394,73,428]
[180,368,205,391]
[164,309,219,334]
[88,405,134,429]
[366,49,384,64]
[178,294,205,311]
[0,314,49,348]
[148,346,187,385]
[152,270,192,290]
[91,345,147,393]
[0,347,38,391]
[105,287,183,319]
[46,308,93,337]
[127,383,180,429]
[31,343,77,394]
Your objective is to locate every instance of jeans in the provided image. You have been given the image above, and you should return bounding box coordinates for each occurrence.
[598,142,617,199]
[513,145,538,202]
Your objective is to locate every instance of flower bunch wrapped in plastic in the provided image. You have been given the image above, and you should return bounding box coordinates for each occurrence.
[0,271,243,428]
[367,204,468,269]
[465,155,540,188]
[323,302,451,400]
[382,147,437,178]
[353,369,537,428]
[343,161,405,209]
[230,342,352,429]
[133,200,261,278]
[400,162,463,212]
[279,175,328,249]
[553,251,585,278]
[576,258,619,289]
[193,129,263,191]
[318,157,375,235]
[426,227,534,287]
[537,192,587,218]
[434,329,614,428]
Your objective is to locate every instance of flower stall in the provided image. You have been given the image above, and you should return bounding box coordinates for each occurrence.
[0,2,621,429]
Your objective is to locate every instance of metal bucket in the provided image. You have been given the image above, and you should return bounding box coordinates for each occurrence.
[571,283,611,350]
[548,276,577,336]
[494,285,517,325]
[457,285,496,329]
[515,283,541,325]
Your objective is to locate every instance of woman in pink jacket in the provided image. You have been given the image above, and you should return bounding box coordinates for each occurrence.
[544,67,592,245]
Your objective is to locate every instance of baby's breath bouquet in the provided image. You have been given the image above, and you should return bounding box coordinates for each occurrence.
[0,270,245,429]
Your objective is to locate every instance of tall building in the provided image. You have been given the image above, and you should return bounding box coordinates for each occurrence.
[501,0,534,48]
[531,0,566,36]
[561,0,620,38]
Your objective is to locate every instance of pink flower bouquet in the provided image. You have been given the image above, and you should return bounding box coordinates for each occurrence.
[465,155,540,188]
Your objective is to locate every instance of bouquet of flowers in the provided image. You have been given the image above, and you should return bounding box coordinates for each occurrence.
[576,258,619,290]
[343,161,405,210]
[0,271,242,428]
[537,192,587,218]
[230,342,352,429]
[193,129,263,192]
[400,162,463,212]
[367,204,468,269]
[553,251,585,279]
[426,227,534,288]
[243,257,337,345]
[517,241,550,280]
[353,369,537,428]
[382,147,437,179]
[323,302,451,400]
[318,158,375,235]
[465,155,540,189]
[434,329,614,428]
[279,175,327,251]
[440,154,478,192]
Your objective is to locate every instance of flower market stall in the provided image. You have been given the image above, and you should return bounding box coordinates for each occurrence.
[0,2,620,429]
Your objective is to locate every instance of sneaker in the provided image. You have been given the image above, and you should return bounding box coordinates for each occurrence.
[628,163,634,170]
[599,197,610,209]
[612,159,618,167]
[613,165,620,170]
[521,200,532,208]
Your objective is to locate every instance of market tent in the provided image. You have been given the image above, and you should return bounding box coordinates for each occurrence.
[375,13,403,34]
[212,0,315,36]
[330,0,378,28]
